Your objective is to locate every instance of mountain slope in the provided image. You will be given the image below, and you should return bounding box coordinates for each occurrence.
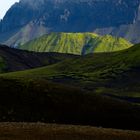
[0,44,77,72]
[94,21,140,43]
[5,22,50,46]
[0,0,140,45]
[19,33,132,55]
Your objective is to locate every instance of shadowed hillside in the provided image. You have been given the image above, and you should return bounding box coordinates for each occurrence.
[0,78,139,130]
[0,44,77,72]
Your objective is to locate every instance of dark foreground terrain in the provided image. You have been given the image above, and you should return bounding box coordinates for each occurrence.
[0,78,139,130]
[0,44,140,132]
[0,123,139,140]
[0,44,140,130]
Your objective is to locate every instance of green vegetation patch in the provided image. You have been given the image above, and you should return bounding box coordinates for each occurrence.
[20,33,132,55]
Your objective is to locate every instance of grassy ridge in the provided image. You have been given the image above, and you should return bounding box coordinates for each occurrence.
[20,33,132,55]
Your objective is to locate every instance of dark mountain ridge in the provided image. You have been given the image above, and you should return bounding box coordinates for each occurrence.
[0,0,140,45]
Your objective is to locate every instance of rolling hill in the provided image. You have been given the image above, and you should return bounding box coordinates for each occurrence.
[19,33,132,55]
[0,44,77,73]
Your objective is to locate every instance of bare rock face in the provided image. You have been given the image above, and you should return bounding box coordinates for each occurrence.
[137,4,140,21]
[0,0,140,46]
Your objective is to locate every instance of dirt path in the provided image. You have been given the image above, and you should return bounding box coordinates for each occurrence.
[0,123,139,140]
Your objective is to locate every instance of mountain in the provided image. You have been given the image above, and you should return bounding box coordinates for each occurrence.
[0,44,76,73]
[0,0,140,46]
[19,33,132,55]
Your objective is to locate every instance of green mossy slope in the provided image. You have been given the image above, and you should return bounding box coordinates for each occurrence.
[20,33,132,55]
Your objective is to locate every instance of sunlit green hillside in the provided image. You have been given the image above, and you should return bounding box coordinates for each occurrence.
[20,33,132,55]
